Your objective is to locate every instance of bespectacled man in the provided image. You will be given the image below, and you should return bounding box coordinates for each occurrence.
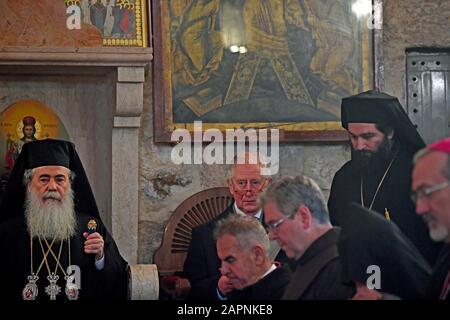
[412,138,450,300]
[183,153,292,300]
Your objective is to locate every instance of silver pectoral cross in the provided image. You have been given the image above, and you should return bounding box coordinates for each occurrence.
[45,273,61,300]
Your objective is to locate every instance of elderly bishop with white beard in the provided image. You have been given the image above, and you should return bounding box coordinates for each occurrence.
[0,139,128,301]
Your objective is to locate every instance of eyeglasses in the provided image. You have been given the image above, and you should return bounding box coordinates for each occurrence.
[267,213,295,232]
[232,179,265,192]
[411,181,449,203]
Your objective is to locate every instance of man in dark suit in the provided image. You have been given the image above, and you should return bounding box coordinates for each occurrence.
[214,215,291,300]
[183,153,282,299]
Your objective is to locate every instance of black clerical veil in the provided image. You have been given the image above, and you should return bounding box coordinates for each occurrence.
[341,90,425,151]
[0,139,100,223]
[338,203,431,300]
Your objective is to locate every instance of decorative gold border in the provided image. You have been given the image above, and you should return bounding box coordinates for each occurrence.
[102,0,148,47]
[171,121,343,132]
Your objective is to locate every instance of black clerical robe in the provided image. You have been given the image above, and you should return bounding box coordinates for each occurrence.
[282,228,354,300]
[427,245,450,300]
[338,204,431,300]
[0,214,128,301]
[183,203,292,300]
[227,265,291,300]
[328,145,440,265]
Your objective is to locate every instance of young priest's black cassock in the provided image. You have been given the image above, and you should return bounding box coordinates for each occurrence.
[328,90,441,265]
[0,139,128,300]
[338,204,432,300]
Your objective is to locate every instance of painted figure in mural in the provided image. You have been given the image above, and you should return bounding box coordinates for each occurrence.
[170,0,360,123]
[14,116,38,158]
[80,0,92,25]
[103,0,116,37]
[303,0,359,96]
[119,1,136,38]
[4,116,39,171]
[5,133,15,170]
[112,2,124,36]
[78,0,111,34]
[223,0,313,107]
[171,0,223,88]
[111,0,135,38]
[2,116,38,207]
[90,0,107,34]
[171,0,314,119]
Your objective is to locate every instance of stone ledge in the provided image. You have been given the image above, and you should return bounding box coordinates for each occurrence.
[118,67,146,83]
[114,116,141,128]
[0,47,153,67]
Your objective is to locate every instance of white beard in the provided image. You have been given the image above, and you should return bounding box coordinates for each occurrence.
[424,215,450,242]
[25,186,77,241]
[429,224,449,242]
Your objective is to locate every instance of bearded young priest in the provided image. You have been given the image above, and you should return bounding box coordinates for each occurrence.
[0,139,128,301]
[328,90,440,265]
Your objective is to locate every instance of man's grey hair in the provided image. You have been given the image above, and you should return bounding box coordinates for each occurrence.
[23,168,76,186]
[259,176,330,224]
[214,215,270,253]
[414,148,450,180]
[226,152,270,180]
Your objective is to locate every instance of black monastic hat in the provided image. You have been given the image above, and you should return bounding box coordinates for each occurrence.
[341,90,425,151]
[0,139,100,223]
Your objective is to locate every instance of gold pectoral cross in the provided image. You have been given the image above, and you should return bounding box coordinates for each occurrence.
[384,208,391,221]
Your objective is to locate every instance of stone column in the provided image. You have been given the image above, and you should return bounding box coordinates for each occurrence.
[127,264,159,300]
[112,67,144,264]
